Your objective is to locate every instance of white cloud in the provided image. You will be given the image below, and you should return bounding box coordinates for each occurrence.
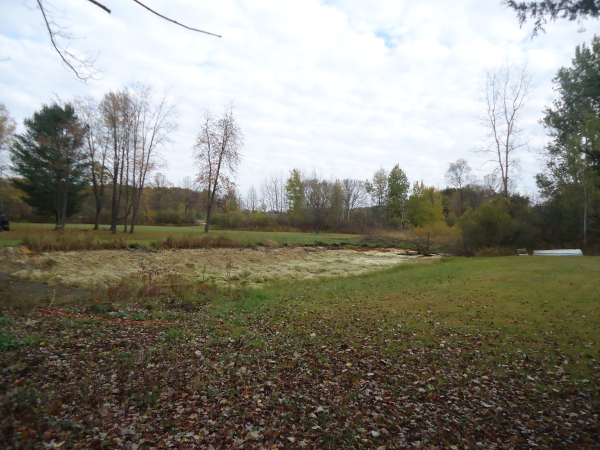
[1,0,598,196]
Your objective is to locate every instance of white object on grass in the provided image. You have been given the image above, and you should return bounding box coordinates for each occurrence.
[533,249,583,256]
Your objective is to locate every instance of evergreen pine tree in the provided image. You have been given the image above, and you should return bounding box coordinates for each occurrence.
[10,103,88,229]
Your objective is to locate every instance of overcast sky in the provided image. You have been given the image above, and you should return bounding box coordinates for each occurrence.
[1,0,599,197]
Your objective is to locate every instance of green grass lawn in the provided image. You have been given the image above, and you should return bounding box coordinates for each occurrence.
[0,223,362,248]
[1,255,599,448]
[236,255,600,371]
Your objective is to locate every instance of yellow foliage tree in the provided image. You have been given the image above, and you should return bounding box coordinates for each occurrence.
[406,181,444,227]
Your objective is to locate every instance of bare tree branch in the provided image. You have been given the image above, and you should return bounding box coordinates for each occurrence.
[87,0,111,14]
[131,0,222,37]
[37,0,100,82]
[35,0,220,82]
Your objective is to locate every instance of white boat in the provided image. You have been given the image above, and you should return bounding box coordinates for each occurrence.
[533,249,583,256]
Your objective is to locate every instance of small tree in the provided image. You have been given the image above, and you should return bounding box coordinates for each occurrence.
[193,104,243,232]
[330,180,344,227]
[246,185,259,212]
[365,168,388,222]
[445,158,474,215]
[10,103,88,229]
[179,176,200,215]
[304,176,332,233]
[341,179,366,222]
[285,168,304,226]
[406,181,444,227]
[386,164,410,226]
[222,187,240,213]
[261,172,286,213]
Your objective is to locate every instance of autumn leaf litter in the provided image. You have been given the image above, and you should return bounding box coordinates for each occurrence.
[2,299,599,449]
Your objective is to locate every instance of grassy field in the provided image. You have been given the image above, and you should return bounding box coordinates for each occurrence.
[0,223,363,248]
[1,256,599,448]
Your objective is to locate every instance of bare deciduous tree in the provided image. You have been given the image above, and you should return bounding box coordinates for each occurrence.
[0,104,16,216]
[341,179,367,221]
[305,175,332,233]
[445,158,474,215]
[149,172,173,209]
[179,176,199,215]
[74,95,110,229]
[365,168,388,222]
[180,175,196,191]
[128,86,177,233]
[99,85,176,234]
[100,90,128,233]
[260,172,286,214]
[35,0,221,82]
[151,172,173,189]
[246,185,258,212]
[193,104,243,232]
[479,62,534,196]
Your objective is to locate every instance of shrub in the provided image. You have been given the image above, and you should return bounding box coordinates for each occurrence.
[475,247,517,257]
[248,212,272,228]
[461,198,520,254]
[211,211,246,229]
[382,222,463,254]
[155,210,182,225]
[387,218,403,230]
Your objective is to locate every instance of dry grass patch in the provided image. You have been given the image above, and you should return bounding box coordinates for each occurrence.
[20,230,241,252]
[21,231,130,251]
[9,247,434,290]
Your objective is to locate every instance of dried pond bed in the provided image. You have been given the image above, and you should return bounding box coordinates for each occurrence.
[7,247,436,290]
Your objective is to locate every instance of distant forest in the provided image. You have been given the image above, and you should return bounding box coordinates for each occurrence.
[2,37,600,255]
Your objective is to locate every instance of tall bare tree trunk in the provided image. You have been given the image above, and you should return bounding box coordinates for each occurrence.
[205,201,213,232]
[111,158,119,234]
[479,62,534,196]
[193,105,243,233]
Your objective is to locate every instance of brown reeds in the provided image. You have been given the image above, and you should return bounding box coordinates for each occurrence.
[21,231,129,252]
[159,235,240,249]
[21,231,241,252]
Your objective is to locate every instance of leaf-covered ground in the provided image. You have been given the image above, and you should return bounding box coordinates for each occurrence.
[1,256,600,449]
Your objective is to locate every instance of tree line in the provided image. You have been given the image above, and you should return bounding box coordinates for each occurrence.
[1,84,178,232]
[0,35,600,253]
[212,37,600,253]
